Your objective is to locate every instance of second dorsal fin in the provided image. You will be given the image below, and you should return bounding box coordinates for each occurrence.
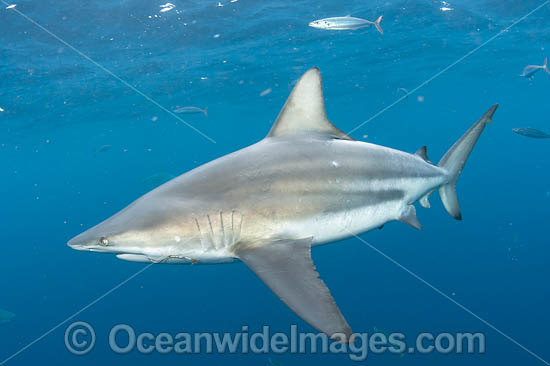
[415,146,432,164]
[267,68,353,140]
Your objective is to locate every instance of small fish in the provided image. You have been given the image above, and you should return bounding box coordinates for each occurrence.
[173,106,208,117]
[95,144,112,153]
[309,15,383,34]
[260,87,272,97]
[397,87,409,98]
[0,308,15,324]
[268,358,282,366]
[142,172,176,187]
[512,127,550,139]
[159,3,175,12]
[520,57,550,78]
[5,4,16,9]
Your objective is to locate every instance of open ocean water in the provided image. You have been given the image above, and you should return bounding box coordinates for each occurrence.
[1,0,550,365]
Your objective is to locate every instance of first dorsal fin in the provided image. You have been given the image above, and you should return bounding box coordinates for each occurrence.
[267,68,353,140]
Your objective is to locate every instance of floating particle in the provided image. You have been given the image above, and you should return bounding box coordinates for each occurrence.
[200,76,208,80]
[260,87,272,97]
[147,148,152,152]
[417,96,425,102]
[152,116,158,122]
[216,2,223,7]
[440,7,453,11]
[0,107,4,112]
[213,33,220,38]
[45,139,50,144]
[362,134,368,139]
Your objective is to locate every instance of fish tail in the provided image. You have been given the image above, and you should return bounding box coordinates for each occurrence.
[204,106,208,117]
[374,15,383,35]
[544,57,550,74]
[437,105,498,220]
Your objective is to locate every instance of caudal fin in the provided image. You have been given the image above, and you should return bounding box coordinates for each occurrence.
[203,106,208,117]
[544,57,549,74]
[374,16,383,35]
[437,105,498,220]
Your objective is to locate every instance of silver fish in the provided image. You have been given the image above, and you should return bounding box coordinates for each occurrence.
[142,172,176,188]
[397,87,410,98]
[95,144,112,153]
[309,15,383,34]
[512,127,550,139]
[68,68,497,341]
[520,57,549,78]
[173,106,208,117]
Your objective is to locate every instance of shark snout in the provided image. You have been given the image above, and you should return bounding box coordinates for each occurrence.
[68,228,113,252]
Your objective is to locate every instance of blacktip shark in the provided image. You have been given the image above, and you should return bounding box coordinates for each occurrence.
[309,15,383,34]
[69,68,498,342]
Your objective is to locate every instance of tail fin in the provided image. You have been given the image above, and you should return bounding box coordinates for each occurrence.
[437,104,498,220]
[544,57,549,74]
[374,16,383,35]
[203,106,208,117]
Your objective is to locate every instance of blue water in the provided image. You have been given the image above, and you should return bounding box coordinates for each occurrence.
[1,0,550,365]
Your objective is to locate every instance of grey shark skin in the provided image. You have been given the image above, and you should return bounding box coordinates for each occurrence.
[68,68,498,342]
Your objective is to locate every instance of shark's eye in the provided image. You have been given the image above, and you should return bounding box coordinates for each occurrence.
[99,237,109,246]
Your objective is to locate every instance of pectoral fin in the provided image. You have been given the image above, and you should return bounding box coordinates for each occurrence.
[236,237,352,341]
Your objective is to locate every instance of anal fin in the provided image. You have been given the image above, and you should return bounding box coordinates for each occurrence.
[419,190,434,209]
[236,238,352,341]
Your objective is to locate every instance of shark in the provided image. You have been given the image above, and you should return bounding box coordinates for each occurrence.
[68,68,497,342]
